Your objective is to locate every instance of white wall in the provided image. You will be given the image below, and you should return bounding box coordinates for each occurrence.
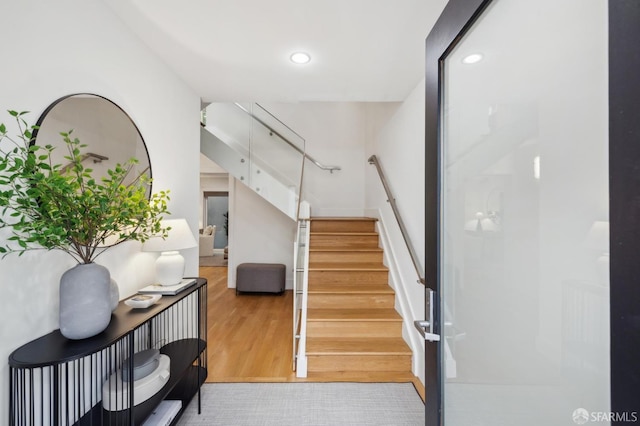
[200,153,297,290]
[364,80,427,383]
[260,102,369,217]
[228,179,296,289]
[0,1,200,422]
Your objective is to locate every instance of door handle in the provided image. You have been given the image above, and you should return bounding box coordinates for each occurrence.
[414,320,441,342]
[414,289,441,342]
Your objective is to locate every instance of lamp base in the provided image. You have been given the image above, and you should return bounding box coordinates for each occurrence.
[155,251,185,286]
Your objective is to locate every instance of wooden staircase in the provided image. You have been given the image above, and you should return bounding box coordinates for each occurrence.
[305,217,413,379]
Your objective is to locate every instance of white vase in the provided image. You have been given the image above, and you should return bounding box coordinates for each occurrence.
[110,278,120,312]
[59,263,112,340]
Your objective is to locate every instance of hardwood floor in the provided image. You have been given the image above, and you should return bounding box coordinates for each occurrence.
[200,266,425,400]
[203,265,294,382]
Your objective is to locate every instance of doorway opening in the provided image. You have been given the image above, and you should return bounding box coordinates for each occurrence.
[203,191,229,252]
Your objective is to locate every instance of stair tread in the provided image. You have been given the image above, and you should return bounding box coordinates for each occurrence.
[311,232,378,236]
[311,217,377,222]
[307,308,402,321]
[309,248,383,252]
[308,262,388,271]
[308,283,394,294]
[306,337,411,355]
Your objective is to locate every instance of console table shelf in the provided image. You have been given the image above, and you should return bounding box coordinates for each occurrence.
[9,277,208,426]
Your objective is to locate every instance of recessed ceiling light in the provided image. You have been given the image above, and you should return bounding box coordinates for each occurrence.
[290,52,311,64]
[462,53,483,64]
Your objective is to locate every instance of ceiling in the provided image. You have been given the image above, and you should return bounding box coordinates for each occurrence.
[103,0,448,103]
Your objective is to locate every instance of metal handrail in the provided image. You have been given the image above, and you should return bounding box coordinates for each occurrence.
[295,152,307,220]
[234,103,341,173]
[368,155,425,285]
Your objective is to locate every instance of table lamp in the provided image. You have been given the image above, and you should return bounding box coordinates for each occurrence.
[142,218,197,285]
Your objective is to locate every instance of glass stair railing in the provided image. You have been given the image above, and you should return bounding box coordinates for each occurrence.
[201,102,307,220]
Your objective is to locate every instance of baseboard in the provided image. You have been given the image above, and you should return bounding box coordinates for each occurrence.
[375,210,426,385]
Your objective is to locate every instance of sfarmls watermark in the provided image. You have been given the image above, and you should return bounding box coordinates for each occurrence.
[573,408,638,424]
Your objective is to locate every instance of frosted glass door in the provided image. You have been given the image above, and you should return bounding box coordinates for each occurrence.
[440,0,610,424]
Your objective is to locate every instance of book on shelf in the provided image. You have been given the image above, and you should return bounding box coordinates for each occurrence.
[141,399,182,426]
[138,278,197,296]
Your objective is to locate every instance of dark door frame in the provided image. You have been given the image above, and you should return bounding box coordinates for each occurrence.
[424,0,640,423]
[424,1,492,423]
[608,0,640,417]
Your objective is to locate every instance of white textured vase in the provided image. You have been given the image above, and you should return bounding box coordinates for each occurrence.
[110,278,120,312]
[59,263,112,340]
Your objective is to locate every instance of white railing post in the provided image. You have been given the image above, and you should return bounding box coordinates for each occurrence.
[295,217,311,377]
[292,233,299,371]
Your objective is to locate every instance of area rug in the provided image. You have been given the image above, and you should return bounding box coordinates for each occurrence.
[199,254,227,267]
[177,382,424,426]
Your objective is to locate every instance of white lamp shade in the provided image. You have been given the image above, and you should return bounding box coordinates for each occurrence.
[142,218,197,286]
[142,218,197,252]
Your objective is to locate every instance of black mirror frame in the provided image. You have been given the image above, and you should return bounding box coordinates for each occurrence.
[31,93,153,196]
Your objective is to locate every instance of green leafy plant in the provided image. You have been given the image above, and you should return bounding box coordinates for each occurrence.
[0,110,170,264]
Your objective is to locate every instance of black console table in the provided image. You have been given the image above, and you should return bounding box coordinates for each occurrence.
[8,277,207,426]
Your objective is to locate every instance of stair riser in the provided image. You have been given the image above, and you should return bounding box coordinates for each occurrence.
[309,251,383,263]
[311,220,376,233]
[307,355,412,372]
[307,321,402,338]
[308,270,388,285]
[310,234,379,249]
[307,294,395,309]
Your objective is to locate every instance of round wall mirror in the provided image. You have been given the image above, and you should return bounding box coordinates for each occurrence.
[33,94,151,195]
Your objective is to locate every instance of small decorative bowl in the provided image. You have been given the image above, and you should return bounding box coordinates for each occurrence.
[124,294,162,309]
